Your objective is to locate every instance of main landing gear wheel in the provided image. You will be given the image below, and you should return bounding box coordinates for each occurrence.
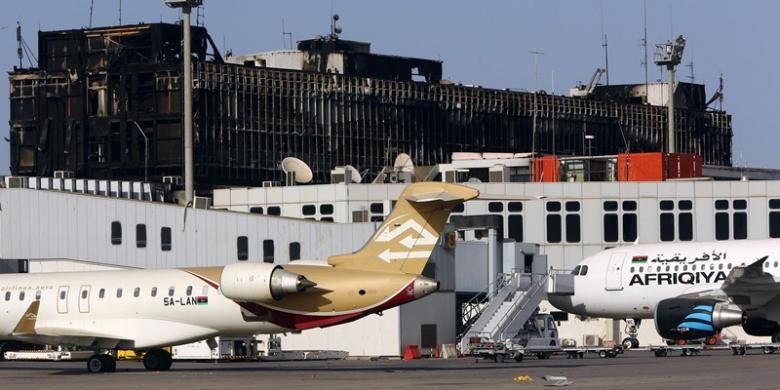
[622,318,641,349]
[143,349,173,371]
[87,354,117,373]
[621,337,640,349]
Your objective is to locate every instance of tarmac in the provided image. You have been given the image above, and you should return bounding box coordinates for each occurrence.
[0,348,775,390]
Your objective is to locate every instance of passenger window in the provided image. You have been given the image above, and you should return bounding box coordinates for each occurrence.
[60,291,66,300]
[81,290,87,299]
[116,288,123,298]
[639,266,644,273]
[4,291,10,301]
[186,286,193,296]
[168,287,175,297]
[151,287,157,297]
[134,287,140,298]
[99,288,105,298]
[19,291,25,301]
[35,290,41,300]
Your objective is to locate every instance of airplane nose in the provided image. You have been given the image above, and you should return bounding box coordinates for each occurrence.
[548,294,575,313]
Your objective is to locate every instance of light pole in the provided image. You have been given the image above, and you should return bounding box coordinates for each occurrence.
[164,0,201,204]
[529,50,544,156]
[130,121,149,183]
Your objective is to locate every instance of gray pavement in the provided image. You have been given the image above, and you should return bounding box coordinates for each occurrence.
[0,349,774,389]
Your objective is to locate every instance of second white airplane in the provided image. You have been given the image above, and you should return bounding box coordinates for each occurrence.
[549,239,780,349]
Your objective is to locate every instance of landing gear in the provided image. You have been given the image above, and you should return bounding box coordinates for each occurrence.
[622,318,641,349]
[87,353,116,373]
[143,349,173,371]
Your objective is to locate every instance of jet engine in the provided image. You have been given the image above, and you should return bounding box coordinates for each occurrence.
[742,318,780,336]
[655,298,743,340]
[220,262,316,303]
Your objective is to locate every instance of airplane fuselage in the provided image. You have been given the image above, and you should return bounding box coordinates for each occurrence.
[549,239,780,319]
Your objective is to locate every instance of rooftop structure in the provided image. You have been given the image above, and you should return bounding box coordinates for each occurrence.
[9,23,732,190]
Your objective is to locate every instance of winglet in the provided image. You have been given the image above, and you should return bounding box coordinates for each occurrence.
[12,301,40,336]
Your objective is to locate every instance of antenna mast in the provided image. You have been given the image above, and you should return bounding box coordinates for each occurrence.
[642,0,649,102]
[89,0,95,28]
[600,1,609,85]
[282,18,293,49]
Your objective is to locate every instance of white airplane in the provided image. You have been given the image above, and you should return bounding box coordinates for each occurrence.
[548,239,780,349]
[0,182,479,373]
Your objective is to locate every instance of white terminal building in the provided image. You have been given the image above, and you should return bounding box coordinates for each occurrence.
[3,152,780,355]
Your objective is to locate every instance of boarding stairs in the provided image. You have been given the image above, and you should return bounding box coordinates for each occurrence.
[457,272,549,354]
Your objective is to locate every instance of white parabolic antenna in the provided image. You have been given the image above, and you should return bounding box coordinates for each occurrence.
[344,164,362,183]
[393,153,414,173]
[281,157,313,184]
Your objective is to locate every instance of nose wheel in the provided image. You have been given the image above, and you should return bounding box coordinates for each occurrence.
[622,318,641,349]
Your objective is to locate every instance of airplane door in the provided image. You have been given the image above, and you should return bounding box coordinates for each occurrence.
[78,285,91,313]
[605,253,626,291]
[57,286,69,314]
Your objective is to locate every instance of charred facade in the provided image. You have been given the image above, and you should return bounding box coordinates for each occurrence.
[9,23,732,187]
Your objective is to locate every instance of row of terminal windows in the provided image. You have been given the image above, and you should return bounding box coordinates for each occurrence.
[235,237,300,262]
[629,261,777,273]
[111,222,171,250]
[251,203,388,223]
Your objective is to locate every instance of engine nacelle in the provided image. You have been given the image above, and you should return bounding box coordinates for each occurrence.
[655,298,743,340]
[742,318,780,336]
[220,262,316,302]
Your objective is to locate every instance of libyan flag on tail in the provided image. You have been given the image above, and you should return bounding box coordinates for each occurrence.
[631,256,648,264]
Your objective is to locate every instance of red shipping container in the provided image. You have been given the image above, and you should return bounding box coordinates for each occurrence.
[532,156,560,182]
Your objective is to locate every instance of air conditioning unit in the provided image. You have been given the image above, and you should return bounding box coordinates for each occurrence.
[352,210,369,223]
[387,172,399,183]
[584,335,602,347]
[489,165,508,183]
[162,176,183,186]
[6,176,27,188]
[444,171,457,183]
[53,170,74,179]
[193,196,211,209]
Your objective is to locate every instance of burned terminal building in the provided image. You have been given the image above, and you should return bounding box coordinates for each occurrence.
[9,23,732,188]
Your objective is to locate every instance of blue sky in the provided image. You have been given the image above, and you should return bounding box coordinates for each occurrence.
[3,0,778,172]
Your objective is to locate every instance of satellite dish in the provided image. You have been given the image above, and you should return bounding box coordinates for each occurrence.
[281,157,313,184]
[393,153,415,173]
[344,164,362,183]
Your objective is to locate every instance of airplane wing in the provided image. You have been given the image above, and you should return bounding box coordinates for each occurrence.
[13,301,217,349]
[679,256,780,312]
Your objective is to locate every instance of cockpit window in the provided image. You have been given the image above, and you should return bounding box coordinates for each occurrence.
[572,265,581,275]
[580,265,589,276]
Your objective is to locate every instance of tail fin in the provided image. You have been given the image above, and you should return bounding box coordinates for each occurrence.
[328,182,479,274]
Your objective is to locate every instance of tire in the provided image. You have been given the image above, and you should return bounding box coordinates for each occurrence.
[87,355,105,373]
[598,350,607,358]
[630,338,640,349]
[621,337,634,349]
[654,350,665,357]
[0,342,7,361]
[494,353,505,363]
[514,353,524,363]
[143,349,173,371]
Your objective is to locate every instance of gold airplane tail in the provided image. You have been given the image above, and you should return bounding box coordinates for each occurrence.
[328,182,479,275]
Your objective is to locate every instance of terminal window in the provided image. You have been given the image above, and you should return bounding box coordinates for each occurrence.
[161,227,172,251]
[111,221,122,245]
[289,242,301,261]
[136,224,147,248]
[263,240,275,263]
[237,236,249,261]
[769,199,780,238]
